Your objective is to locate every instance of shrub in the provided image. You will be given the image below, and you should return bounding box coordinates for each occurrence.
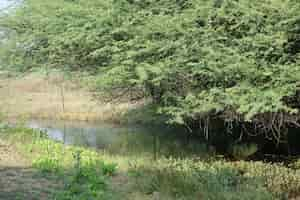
[1,0,300,142]
[129,158,300,199]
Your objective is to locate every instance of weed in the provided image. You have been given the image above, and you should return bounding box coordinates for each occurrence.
[102,163,118,176]
[32,157,61,173]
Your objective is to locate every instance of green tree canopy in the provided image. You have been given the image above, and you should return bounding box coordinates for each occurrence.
[1,0,300,140]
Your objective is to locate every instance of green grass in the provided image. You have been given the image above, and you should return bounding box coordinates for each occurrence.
[0,124,300,200]
[0,125,118,200]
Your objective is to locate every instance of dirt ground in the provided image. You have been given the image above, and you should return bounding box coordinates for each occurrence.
[0,139,60,200]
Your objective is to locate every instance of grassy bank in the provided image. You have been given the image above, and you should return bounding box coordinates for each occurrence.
[0,124,120,200]
[0,123,300,200]
[0,138,61,200]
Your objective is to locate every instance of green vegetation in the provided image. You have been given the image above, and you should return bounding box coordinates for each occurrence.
[0,124,118,200]
[1,0,300,199]
[1,0,300,143]
[0,124,300,199]
[228,143,258,160]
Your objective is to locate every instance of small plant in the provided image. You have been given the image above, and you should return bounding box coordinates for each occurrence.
[52,150,118,200]
[101,162,117,176]
[32,156,61,173]
[73,150,83,181]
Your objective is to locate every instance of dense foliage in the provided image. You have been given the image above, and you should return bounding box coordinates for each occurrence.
[1,0,300,142]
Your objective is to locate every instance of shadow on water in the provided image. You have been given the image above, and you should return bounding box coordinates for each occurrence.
[27,119,211,160]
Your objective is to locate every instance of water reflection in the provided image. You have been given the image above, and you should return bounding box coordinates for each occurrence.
[28,119,209,159]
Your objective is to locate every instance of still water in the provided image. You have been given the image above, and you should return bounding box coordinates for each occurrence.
[28,119,207,159]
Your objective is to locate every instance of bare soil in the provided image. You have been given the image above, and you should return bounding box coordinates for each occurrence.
[0,139,60,200]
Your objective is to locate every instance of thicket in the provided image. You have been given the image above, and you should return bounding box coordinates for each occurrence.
[1,0,300,145]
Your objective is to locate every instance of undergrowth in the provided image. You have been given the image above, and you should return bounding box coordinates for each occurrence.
[0,124,299,199]
[0,125,118,200]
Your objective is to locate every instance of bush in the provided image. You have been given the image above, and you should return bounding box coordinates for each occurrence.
[129,158,300,199]
[1,0,300,141]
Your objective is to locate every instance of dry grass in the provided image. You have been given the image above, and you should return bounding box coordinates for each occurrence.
[0,72,139,122]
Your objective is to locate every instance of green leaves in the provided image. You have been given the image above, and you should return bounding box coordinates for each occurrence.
[1,0,300,137]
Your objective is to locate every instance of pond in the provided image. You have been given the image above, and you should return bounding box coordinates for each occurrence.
[27,119,209,159]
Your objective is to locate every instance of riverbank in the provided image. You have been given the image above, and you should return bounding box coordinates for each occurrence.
[0,125,300,200]
[0,71,144,123]
[0,138,61,199]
